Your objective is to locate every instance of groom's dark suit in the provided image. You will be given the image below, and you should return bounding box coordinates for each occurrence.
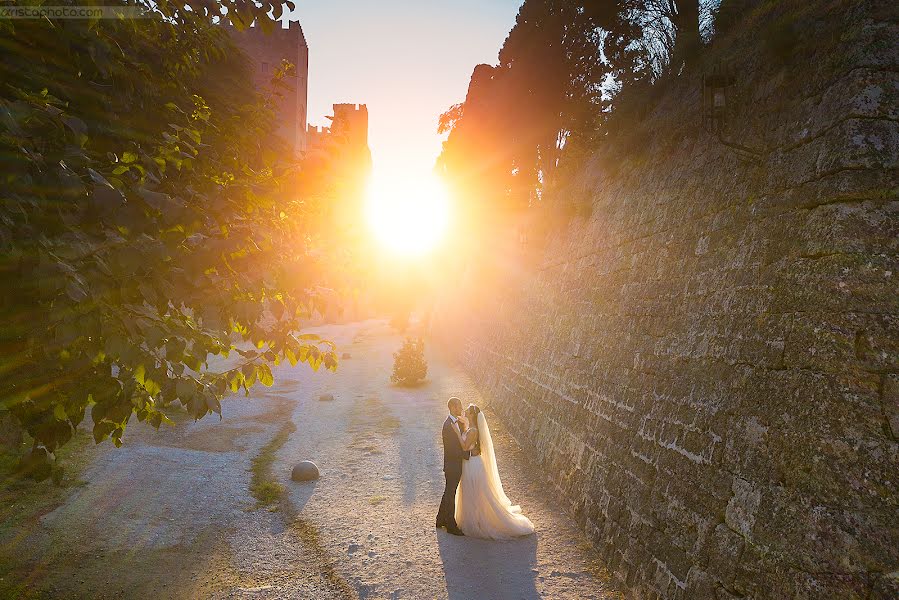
[436,415,469,531]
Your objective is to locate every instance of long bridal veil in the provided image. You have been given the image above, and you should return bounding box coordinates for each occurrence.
[477,411,523,514]
[455,410,535,539]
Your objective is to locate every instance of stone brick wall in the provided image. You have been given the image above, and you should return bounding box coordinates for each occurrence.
[437,1,897,597]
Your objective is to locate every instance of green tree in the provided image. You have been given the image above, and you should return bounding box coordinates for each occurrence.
[436,0,718,214]
[390,338,428,387]
[0,3,340,477]
[437,0,610,212]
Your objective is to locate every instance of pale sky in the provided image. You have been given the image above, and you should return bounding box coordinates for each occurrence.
[287,0,523,179]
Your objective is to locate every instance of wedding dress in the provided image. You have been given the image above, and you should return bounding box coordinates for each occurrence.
[454,412,535,539]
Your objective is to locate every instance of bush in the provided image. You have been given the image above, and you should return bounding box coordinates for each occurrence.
[390,338,427,386]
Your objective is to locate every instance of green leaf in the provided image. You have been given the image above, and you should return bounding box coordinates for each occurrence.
[206,394,222,416]
[144,377,161,397]
[257,364,274,387]
[229,372,243,393]
[122,151,138,163]
[93,421,116,444]
[285,348,297,366]
[184,353,203,372]
[242,363,257,387]
[298,346,310,363]
[54,404,67,421]
[176,378,195,400]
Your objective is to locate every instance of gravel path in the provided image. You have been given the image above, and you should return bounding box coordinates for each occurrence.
[12,320,620,599]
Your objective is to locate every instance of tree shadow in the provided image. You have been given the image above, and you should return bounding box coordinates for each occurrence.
[437,531,539,600]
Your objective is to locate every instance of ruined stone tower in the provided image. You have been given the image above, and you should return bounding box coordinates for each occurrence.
[306,103,369,155]
[227,21,309,155]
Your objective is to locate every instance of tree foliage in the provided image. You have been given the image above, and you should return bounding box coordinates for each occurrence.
[436,0,722,212]
[0,3,341,476]
[437,1,608,211]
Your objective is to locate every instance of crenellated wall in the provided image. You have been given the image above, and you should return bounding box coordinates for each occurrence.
[437,1,898,597]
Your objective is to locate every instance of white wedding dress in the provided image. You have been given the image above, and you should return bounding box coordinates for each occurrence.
[454,412,535,539]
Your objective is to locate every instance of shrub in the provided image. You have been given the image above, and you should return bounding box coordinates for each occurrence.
[390,338,428,386]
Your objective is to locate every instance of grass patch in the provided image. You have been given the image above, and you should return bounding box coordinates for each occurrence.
[351,443,382,455]
[0,427,95,523]
[360,396,400,431]
[290,518,358,599]
[0,427,98,598]
[249,420,296,509]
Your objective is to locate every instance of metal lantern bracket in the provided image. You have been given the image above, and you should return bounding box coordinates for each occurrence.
[702,64,766,163]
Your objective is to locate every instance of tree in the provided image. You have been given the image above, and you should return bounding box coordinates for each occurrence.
[0,3,340,477]
[390,338,428,387]
[437,0,720,216]
[593,0,717,80]
[437,0,610,214]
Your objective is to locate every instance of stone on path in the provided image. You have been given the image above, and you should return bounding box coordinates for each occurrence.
[319,393,334,401]
[291,461,320,482]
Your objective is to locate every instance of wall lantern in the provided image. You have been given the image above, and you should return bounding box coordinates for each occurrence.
[702,67,734,135]
[702,64,765,162]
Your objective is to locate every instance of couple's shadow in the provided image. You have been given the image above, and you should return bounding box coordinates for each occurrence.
[437,530,539,599]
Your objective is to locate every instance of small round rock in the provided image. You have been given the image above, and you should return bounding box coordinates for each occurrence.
[291,461,320,482]
[319,393,334,401]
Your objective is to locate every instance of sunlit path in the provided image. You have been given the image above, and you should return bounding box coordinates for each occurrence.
[2,320,619,599]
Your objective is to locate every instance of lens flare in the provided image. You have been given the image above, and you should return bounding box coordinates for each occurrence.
[365,171,451,256]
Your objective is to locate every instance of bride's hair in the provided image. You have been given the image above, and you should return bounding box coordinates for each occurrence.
[466,404,481,455]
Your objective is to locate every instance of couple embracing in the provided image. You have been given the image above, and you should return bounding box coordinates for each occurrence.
[435,396,535,539]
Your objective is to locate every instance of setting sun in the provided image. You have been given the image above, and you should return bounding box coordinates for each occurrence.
[365,171,451,256]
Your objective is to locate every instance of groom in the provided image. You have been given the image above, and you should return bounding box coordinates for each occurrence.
[436,396,468,536]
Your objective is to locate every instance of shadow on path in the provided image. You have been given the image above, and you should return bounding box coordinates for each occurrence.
[437,530,539,600]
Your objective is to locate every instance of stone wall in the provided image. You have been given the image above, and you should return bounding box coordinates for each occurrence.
[437,1,898,597]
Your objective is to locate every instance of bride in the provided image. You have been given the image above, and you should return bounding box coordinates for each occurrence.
[453,404,535,539]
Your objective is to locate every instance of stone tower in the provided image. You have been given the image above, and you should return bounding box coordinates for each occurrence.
[306,103,369,154]
[330,103,369,149]
[227,20,309,155]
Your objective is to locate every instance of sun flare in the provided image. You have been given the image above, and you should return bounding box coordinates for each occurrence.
[365,171,451,256]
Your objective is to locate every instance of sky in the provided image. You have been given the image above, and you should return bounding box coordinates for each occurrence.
[287,0,523,180]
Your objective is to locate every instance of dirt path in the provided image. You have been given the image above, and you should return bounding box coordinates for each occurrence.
[5,320,620,599]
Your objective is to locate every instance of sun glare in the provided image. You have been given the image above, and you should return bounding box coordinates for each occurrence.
[365,171,451,256]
